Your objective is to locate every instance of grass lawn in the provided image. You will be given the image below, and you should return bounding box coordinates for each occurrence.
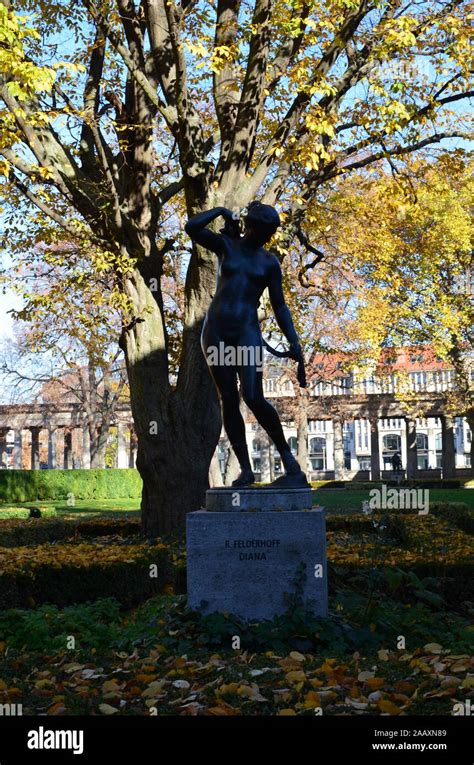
[313,487,474,511]
[0,498,140,519]
[0,488,472,519]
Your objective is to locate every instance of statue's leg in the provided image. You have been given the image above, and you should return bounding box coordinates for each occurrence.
[238,356,302,477]
[208,362,254,485]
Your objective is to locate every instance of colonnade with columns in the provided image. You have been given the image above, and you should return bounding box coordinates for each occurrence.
[239,413,470,482]
[0,423,137,470]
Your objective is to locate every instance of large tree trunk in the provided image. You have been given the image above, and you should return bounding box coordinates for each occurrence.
[296,388,309,473]
[467,414,474,475]
[209,450,224,487]
[90,426,108,469]
[137,425,218,536]
[122,265,222,536]
[223,442,241,486]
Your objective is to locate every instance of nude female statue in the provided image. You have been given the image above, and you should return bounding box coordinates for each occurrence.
[185,201,309,488]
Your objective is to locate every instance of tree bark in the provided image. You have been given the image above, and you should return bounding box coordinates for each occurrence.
[121,264,222,536]
[90,427,108,469]
[296,388,308,473]
[466,414,474,475]
[223,442,241,486]
[209,450,224,487]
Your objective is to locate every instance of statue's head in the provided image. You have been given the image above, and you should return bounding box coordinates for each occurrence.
[243,201,280,246]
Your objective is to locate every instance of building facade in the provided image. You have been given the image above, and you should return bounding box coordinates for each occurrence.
[0,346,472,481]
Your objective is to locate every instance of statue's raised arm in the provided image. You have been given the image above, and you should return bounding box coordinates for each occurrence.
[185,207,237,254]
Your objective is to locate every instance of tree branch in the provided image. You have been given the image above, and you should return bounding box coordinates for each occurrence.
[79,26,107,172]
[265,2,311,93]
[213,0,241,162]
[8,172,82,237]
[245,0,373,200]
[81,0,176,130]
[334,130,474,176]
[220,0,272,184]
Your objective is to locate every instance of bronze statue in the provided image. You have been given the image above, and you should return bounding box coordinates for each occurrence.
[185,201,309,488]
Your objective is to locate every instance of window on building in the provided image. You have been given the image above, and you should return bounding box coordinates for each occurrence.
[358,457,371,470]
[287,437,297,455]
[416,433,429,451]
[309,437,326,455]
[382,433,402,470]
[252,440,261,454]
[383,434,401,451]
[309,437,326,470]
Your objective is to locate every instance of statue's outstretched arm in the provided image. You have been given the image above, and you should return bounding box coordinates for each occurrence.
[185,207,232,254]
[268,257,306,387]
[267,257,301,352]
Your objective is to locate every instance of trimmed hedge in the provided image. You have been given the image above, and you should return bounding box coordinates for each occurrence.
[0,517,141,547]
[0,538,181,609]
[0,468,142,502]
[430,502,474,534]
[312,479,464,490]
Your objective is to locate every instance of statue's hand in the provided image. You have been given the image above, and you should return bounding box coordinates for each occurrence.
[289,343,306,388]
[219,208,241,238]
[297,359,307,388]
[288,341,303,361]
[219,207,236,222]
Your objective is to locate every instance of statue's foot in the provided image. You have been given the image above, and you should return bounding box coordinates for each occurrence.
[269,471,310,489]
[232,469,255,487]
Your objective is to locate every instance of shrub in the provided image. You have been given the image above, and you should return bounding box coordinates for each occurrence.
[0,517,141,547]
[429,502,474,534]
[380,514,411,547]
[326,516,376,533]
[311,479,463,490]
[0,599,122,651]
[0,538,179,609]
[0,468,142,502]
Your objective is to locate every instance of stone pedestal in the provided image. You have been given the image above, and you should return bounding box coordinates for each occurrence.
[186,488,327,621]
[205,486,313,513]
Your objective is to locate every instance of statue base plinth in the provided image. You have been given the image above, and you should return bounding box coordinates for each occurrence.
[186,507,327,621]
[205,486,313,513]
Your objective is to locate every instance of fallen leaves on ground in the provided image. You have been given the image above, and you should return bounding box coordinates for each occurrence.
[0,642,473,717]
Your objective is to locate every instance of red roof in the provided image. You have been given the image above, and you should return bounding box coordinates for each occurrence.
[308,346,453,380]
